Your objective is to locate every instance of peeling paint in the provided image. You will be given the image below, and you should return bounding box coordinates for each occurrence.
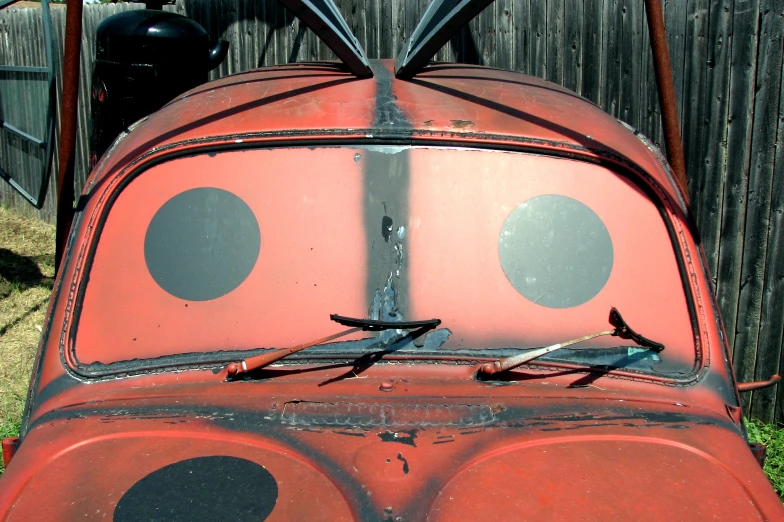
[396,452,410,474]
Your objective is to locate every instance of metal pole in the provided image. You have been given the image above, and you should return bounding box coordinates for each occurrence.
[643,0,689,201]
[55,0,84,273]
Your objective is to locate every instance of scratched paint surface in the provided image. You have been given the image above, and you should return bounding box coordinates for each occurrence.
[75,146,693,373]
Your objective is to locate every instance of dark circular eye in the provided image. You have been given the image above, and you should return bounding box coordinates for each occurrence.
[498,195,613,308]
[144,187,260,301]
[115,456,278,521]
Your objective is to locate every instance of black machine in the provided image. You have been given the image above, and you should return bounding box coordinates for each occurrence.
[90,6,228,166]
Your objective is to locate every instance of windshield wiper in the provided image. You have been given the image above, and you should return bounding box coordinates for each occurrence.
[478,307,664,377]
[226,315,441,377]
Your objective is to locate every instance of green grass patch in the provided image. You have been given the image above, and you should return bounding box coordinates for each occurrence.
[746,418,784,500]
[0,206,55,476]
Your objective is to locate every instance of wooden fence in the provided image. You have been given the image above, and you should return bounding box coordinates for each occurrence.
[1,0,783,423]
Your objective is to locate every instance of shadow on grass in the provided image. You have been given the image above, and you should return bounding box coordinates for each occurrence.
[0,248,54,293]
[0,248,54,336]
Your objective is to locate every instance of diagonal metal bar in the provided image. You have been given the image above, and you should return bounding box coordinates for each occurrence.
[277,0,372,78]
[0,121,45,147]
[0,65,48,73]
[0,0,22,9]
[395,0,494,80]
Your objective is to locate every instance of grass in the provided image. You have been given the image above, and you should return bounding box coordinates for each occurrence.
[0,206,55,475]
[747,418,784,499]
[0,207,783,504]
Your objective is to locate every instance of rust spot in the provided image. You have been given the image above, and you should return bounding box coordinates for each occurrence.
[423,120,434,126]
[379,382,395,392]
[379,429,417,447]
[450,119,474,128]
[490,404,505,414]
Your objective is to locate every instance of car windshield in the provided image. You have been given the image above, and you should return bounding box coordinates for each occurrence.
[74,145,695,376]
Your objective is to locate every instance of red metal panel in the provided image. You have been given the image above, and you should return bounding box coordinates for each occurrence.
[2,386,782,520]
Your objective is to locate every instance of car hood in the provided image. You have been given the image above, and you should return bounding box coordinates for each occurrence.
[1,396,780,521]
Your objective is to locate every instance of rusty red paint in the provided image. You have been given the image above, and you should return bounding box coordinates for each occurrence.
[643,0,688,199]
[1,438,18,469]
[54,0,83,273]
[1,60,781,519]
[737,374,781,392]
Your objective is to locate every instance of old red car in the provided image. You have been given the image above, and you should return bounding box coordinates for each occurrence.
[1,0,782,519]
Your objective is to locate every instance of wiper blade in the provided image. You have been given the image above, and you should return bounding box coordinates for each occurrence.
[226,315,441,377]
[330,314,441,331]
[478,307,664,377]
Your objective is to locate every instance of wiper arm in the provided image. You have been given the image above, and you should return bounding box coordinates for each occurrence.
[478,307,664,377]
[226,315,441,377]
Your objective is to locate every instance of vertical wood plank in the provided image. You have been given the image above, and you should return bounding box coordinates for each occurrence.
[365,0,379,59]
[512,0,531,74]
[351,0,366,55]
[639,0,662,147]
[602,0,621,116]
[480,0,497,66]
[771,61,784,424]
[699,0,733,279]
[529,0,547,78]
[582,0,603,104]
[546,0,564,84]
[739,0,783,419]
[496,0,514,70]
[682,0,708,221]
[563,0,584,93]
[392,0,406,57]
[664,0,687,138]
[716,0,760,374]
[379,0,395,58]
[619,0,642,126]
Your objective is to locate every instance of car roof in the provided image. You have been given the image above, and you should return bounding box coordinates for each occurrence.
[89,59,684,208]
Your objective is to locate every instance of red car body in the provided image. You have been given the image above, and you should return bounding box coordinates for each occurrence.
[1,60,782,520]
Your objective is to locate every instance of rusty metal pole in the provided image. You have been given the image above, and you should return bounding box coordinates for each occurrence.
[55,0,84,274]
[643,0,689,201]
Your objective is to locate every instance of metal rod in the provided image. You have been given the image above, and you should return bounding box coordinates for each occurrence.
[0,121,45,146]
[55,0,84,273]
[643,0,689,200]
[0,65,48,73]
[737,374,781,392]
[226,327,363,377]
[479,329,616,376]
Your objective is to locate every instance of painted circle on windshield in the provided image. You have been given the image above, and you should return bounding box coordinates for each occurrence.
[498,195,613,308]
[144,187,260,301]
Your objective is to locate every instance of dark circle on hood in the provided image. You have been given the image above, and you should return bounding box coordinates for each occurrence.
[114,456,278,521]
[144,187,260,301]
[498,195,613,308]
